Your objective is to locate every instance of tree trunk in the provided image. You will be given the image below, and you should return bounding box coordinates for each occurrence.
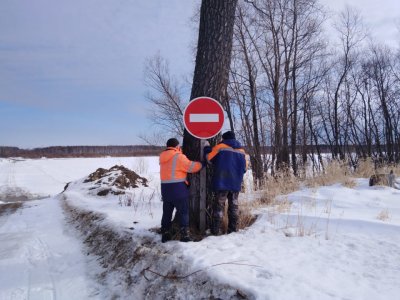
[182,0,238,232]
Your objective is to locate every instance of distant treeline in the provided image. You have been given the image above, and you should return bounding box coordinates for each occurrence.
[0,144,375,159]
[0,146,164,158]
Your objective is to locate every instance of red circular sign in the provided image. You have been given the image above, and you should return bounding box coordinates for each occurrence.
[183,97,225,139]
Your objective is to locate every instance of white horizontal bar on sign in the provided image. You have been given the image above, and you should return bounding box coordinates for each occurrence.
[189,113,219,122]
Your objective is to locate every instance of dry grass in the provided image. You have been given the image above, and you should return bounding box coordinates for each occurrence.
[306,160,350,188]
[220,171,299,233]
[343,177,357,188]
[132,157,149,176]
[310,158,400,189]
[260,172,300,205]
[274,198,292,213]
[237,201,258,230]
[354,158,375,177]
[220,199,259,233]
[376,165,400,178]
[224,159,396,236]
[377,209,390,221]
[118,190,155,217]
[355,158,400,177]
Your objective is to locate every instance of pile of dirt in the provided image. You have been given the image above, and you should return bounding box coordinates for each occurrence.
[0,202,23,217]
[81,165,148,196]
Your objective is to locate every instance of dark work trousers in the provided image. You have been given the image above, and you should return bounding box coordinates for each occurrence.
[161,196,189,230]
[212,191,239,234]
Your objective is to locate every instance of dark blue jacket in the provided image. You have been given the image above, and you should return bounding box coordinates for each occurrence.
[206,139,247,192]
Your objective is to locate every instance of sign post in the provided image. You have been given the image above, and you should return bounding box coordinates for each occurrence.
[199,139,207,232]
[183,97,225,233]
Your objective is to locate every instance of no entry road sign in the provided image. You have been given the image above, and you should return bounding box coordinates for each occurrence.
[183,97,225,139]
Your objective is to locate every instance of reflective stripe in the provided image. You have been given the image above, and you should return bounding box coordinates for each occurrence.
[170,153,180,180]
[161,179,187,184]
[187,161,195,173]
[219,148,246,156]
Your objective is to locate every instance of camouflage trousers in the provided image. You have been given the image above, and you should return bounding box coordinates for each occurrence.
[211,191,239,235]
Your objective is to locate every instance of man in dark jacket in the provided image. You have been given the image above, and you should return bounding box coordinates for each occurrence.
[204,131,247,235]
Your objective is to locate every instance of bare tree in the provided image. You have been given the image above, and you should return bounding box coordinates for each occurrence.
[144,54,186,138]
[143,0,400,186]
[328,6,365,160]
[364,44,398,162]
[229,3,265,187]
[238,0,326,175]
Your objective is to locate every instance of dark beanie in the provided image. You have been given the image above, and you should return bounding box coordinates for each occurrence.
[166,138,179,148]
[222,131,235,140]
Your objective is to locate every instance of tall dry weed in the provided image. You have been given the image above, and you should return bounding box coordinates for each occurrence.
[133,157,149,176]
[223,158,396,235]
[355,157,400,177]
[305,160,357,188]
[354,158,375,177]
[221,199,259,232]
[376,164,400,176]
[377,209,390,221]
[261,172,300,205]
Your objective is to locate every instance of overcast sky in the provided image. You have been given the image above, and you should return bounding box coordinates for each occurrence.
[0,0,399,148]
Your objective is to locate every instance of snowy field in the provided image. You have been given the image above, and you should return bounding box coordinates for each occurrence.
[0,156,400,299]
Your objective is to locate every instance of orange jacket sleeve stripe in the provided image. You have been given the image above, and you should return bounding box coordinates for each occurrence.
[160,148,202,184]
[207,144,246,161]
[170,153,180,180]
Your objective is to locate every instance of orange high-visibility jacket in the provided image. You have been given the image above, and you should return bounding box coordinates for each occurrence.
[159,147,202,184]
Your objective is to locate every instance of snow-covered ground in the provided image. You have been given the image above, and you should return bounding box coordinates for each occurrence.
[0,197,103,299]
[1,157,400,299]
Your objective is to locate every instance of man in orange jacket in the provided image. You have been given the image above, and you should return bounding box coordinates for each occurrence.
[159,138,203,242]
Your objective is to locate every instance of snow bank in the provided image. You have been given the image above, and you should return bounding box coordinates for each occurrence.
[65,171,400,299]
[61,194,249,299]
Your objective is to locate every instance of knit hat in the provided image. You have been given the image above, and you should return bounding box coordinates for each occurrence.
[166,138,179,148]
[222,131,235,140]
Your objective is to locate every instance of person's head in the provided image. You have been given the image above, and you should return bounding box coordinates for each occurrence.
[166,138,180,148]
[222,131,236,140]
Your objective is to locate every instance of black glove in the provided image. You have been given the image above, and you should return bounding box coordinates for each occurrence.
[201,161,207,168]
[203,146,212,154]
[203,146,212,161]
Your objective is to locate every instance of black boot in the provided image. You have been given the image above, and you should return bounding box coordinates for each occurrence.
[227,220,238,234]
[227,227,237,234]
[211,219,221,236]
[180,227,192,242]
[161,228,171,243]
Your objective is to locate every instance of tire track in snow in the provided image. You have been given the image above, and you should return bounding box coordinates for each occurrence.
[1,198,99,300]
[27,236,58,300]
[1,159,32,201]
[26,161,67,186]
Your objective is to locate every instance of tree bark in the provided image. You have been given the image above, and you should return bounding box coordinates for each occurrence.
[182,0,238,232]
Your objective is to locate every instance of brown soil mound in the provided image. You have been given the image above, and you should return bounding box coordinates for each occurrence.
[82,165,148,196]
[0,202,23,217]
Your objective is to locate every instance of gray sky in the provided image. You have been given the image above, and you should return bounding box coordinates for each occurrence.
[322,0,400,47]
[0,0,399,148]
